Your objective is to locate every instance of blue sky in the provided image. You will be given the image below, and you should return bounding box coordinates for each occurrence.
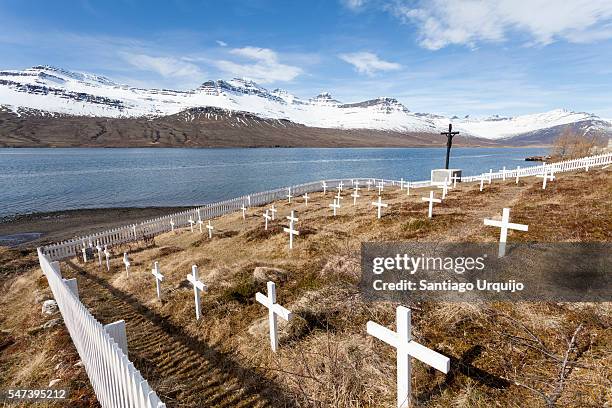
[1,0,612,117]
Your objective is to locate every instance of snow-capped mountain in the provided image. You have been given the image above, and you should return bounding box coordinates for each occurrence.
[0,65,610,140]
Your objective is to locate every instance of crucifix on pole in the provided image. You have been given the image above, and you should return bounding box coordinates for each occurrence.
[441,123,459,169]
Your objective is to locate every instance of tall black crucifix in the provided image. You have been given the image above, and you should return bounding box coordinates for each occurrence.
[441,123,459,169]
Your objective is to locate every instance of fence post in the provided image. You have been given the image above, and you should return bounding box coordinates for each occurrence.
[63,278,79,299]
[104,320,129,357]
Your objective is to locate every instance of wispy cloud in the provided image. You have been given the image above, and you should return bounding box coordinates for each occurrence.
[389,0,612,50]
[121,53,204,78]
[338,52,401,75]
[340,0,368,11]
[216,40,227,47]
[214,46,303,83]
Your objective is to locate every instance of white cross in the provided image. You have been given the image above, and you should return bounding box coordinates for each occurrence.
[81,245,87,263]
[255,281,293,352]
[151,261,164,300]
[270,204,277,220]
[322,181,328,195]
[484,207,529,257]
[354,180,360,189]
[286,187,293,203]
[198,218,204,233]
[187,265,208,320]
[438,182,448,199]
[103,245,110,271]
[367,306,450,408]
[450,174,460,188]
[515,166,521,184]
[283,211,299,249]
[371,196,388,219]
[502,166,507,181]
[366,180,373,190]
[400,178,404,190]
[123,252,130,277]
[188,217,195,233]
[422,191,441,218]
[206,220,214,239]
[377,181,385,195]
[303,192,309,205]
[337,181,344,192]
[96,243,103,267]
[263,209,271,230]
[351,189,361,205]
[406,181,410,196]
[479,175,485,192]
[247,195,251,206]
[170,218,175,231]
[335,190,343,201]
[241,205,247,220]
[536,168,555,189]
[488,169,493,184]
[330,198,340,216]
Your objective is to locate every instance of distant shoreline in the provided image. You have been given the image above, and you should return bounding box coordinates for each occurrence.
[0,206,192,248]
[0,144,553,149]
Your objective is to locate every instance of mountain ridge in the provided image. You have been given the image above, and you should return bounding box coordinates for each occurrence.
[0,65,611,146]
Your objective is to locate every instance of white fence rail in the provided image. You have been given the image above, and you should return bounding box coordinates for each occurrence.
[37,249,166,408]
[41,152,612,261]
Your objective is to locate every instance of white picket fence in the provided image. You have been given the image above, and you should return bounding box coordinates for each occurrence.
[40,152,612,261]
[38,249,166,408]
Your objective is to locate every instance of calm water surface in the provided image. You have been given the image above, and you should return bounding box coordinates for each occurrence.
[0,147,547,217]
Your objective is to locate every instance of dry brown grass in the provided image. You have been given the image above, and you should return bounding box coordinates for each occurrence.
[1,167,611,407]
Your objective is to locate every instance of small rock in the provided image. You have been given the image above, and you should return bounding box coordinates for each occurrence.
[54,362,62,370]
[42,300,58,315]
[253,267,288,283]
[42,318,62,330]
[48,379,61,387]
[74,360,84,367]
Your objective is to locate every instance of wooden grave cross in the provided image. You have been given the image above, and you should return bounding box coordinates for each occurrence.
[536,168,555,189]
[484,207,528,257]
[371,196,388,219]
[283,210,300,250]
[103,245,111,271]
[352,188,361,205]
[96,242,103,267]
[330,198,340,216]
[367,306,450,408]
[303,192,309,206]
[515,166,521,184]
[241,205,247,220]
[450,174,460,188]
[206,220,214,239]
[270,204,278,220]
[188,217,195,233]
[187,265,208,320]
[322,180,328,195]
[438,182,448,199]
[263,209,271,231]
[123,252,130,277]
[255,281,293,352]
[286,187,293,203]
[151,261,164,300]
[422,191,441,218]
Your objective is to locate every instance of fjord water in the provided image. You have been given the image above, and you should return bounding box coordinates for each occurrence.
[0,147,547,217]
